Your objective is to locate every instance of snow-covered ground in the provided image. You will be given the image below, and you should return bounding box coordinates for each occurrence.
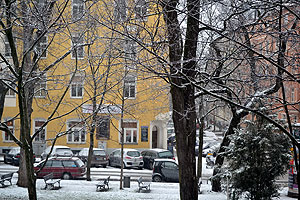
[1,176,227,200]
[0,175,295,200]
[0,155,295,199]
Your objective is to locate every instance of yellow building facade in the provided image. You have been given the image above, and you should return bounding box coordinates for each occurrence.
[0,0,169,155]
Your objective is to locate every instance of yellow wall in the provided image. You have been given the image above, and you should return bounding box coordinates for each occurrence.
[0,0,169,154]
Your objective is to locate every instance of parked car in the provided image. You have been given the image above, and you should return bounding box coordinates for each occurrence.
[152,159,179,182]
[41,145,73,160]
[34,157,86,180]
[141,148,174,169]
[77,148,108,168]
[4,147,36,166]
[109,148,144,169]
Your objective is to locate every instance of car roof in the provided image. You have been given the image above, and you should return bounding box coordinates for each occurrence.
[46,145,71,150]
[142,148,170,153]
[49,156,79,161]
[80,148,105,151]
[154,158,177,163]
[112,148,139,152]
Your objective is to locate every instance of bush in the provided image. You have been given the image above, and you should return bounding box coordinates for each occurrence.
[223,118,291,200]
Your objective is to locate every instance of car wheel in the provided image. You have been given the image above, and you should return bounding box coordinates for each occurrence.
[102,164,107,168]
[138,167,143,170]
[153,175,162,182]
[62,173,72,180]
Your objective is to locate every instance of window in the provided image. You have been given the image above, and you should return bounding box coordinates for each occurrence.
[34,73,47,98]
[5,88,15,97]
[71,35,84,59]
[291,88,295,102]
[163,161,178,170]
[122,121,138,143]
[4,37,11,57]
[96,117,110,139]
[114,0,127,21]
[135,0,147,20]
[71,74,84,98]
[67,121,86,143]
[1,67,15,97]
[3,119,14,142]
[34,119,46,142]
[72,0,84,21]
[124,40,137,70]
[35,35,47,58]
[52,160,63,167]
[124,75,136,98]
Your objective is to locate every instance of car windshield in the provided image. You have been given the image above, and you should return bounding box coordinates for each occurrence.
[94,150,106,156]
[75,159,85,167]
[158,151,173,158]
[127,151,140,157]
[56,148,72,155]
[9,148,20,154]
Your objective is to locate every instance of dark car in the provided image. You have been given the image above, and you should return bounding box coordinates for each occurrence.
[152,159,179,182]
[34,157,86,180]
[141,148,174,169]
[4,147,36,166]
[77,148,108,168]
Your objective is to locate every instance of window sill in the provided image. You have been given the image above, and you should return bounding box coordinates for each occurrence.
[70,96,83,99]
[3,140,14,143]
[122,142,138,145]
[67,142,86,144]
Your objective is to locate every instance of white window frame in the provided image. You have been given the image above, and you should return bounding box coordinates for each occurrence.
[135,0,148,21]
[4,37,11,58]
[120,120,138,144]
[2,118,14,142]
[291,88,295,102]
[124,39,137,70]
[67,120,86,144]
[33,119,46,143]
[2,66,15,98]
[72,0,84,21]
[71,35,84,59]
[34,73,47,98]
[70,74,84,98]
[124,75,136,99]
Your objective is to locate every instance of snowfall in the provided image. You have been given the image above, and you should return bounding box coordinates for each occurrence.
[0,163,296,200]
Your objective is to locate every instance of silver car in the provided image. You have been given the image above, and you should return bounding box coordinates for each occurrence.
[109,148,143,169]
[41,145,73,160]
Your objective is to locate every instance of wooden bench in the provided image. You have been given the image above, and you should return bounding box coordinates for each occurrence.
[96,176,110,192]
[43,173,61,190]
[137,176,151,193]
[0,172,14,187]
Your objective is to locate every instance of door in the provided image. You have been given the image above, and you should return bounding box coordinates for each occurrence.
[161,161,179,182]
[152,126,158,148]
[50,160,64,178]
[38,160,53,178]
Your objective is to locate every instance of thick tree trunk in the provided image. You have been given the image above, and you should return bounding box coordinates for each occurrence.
[171,86,198,200]
[161,0,200,199]
[0,84,8,119]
